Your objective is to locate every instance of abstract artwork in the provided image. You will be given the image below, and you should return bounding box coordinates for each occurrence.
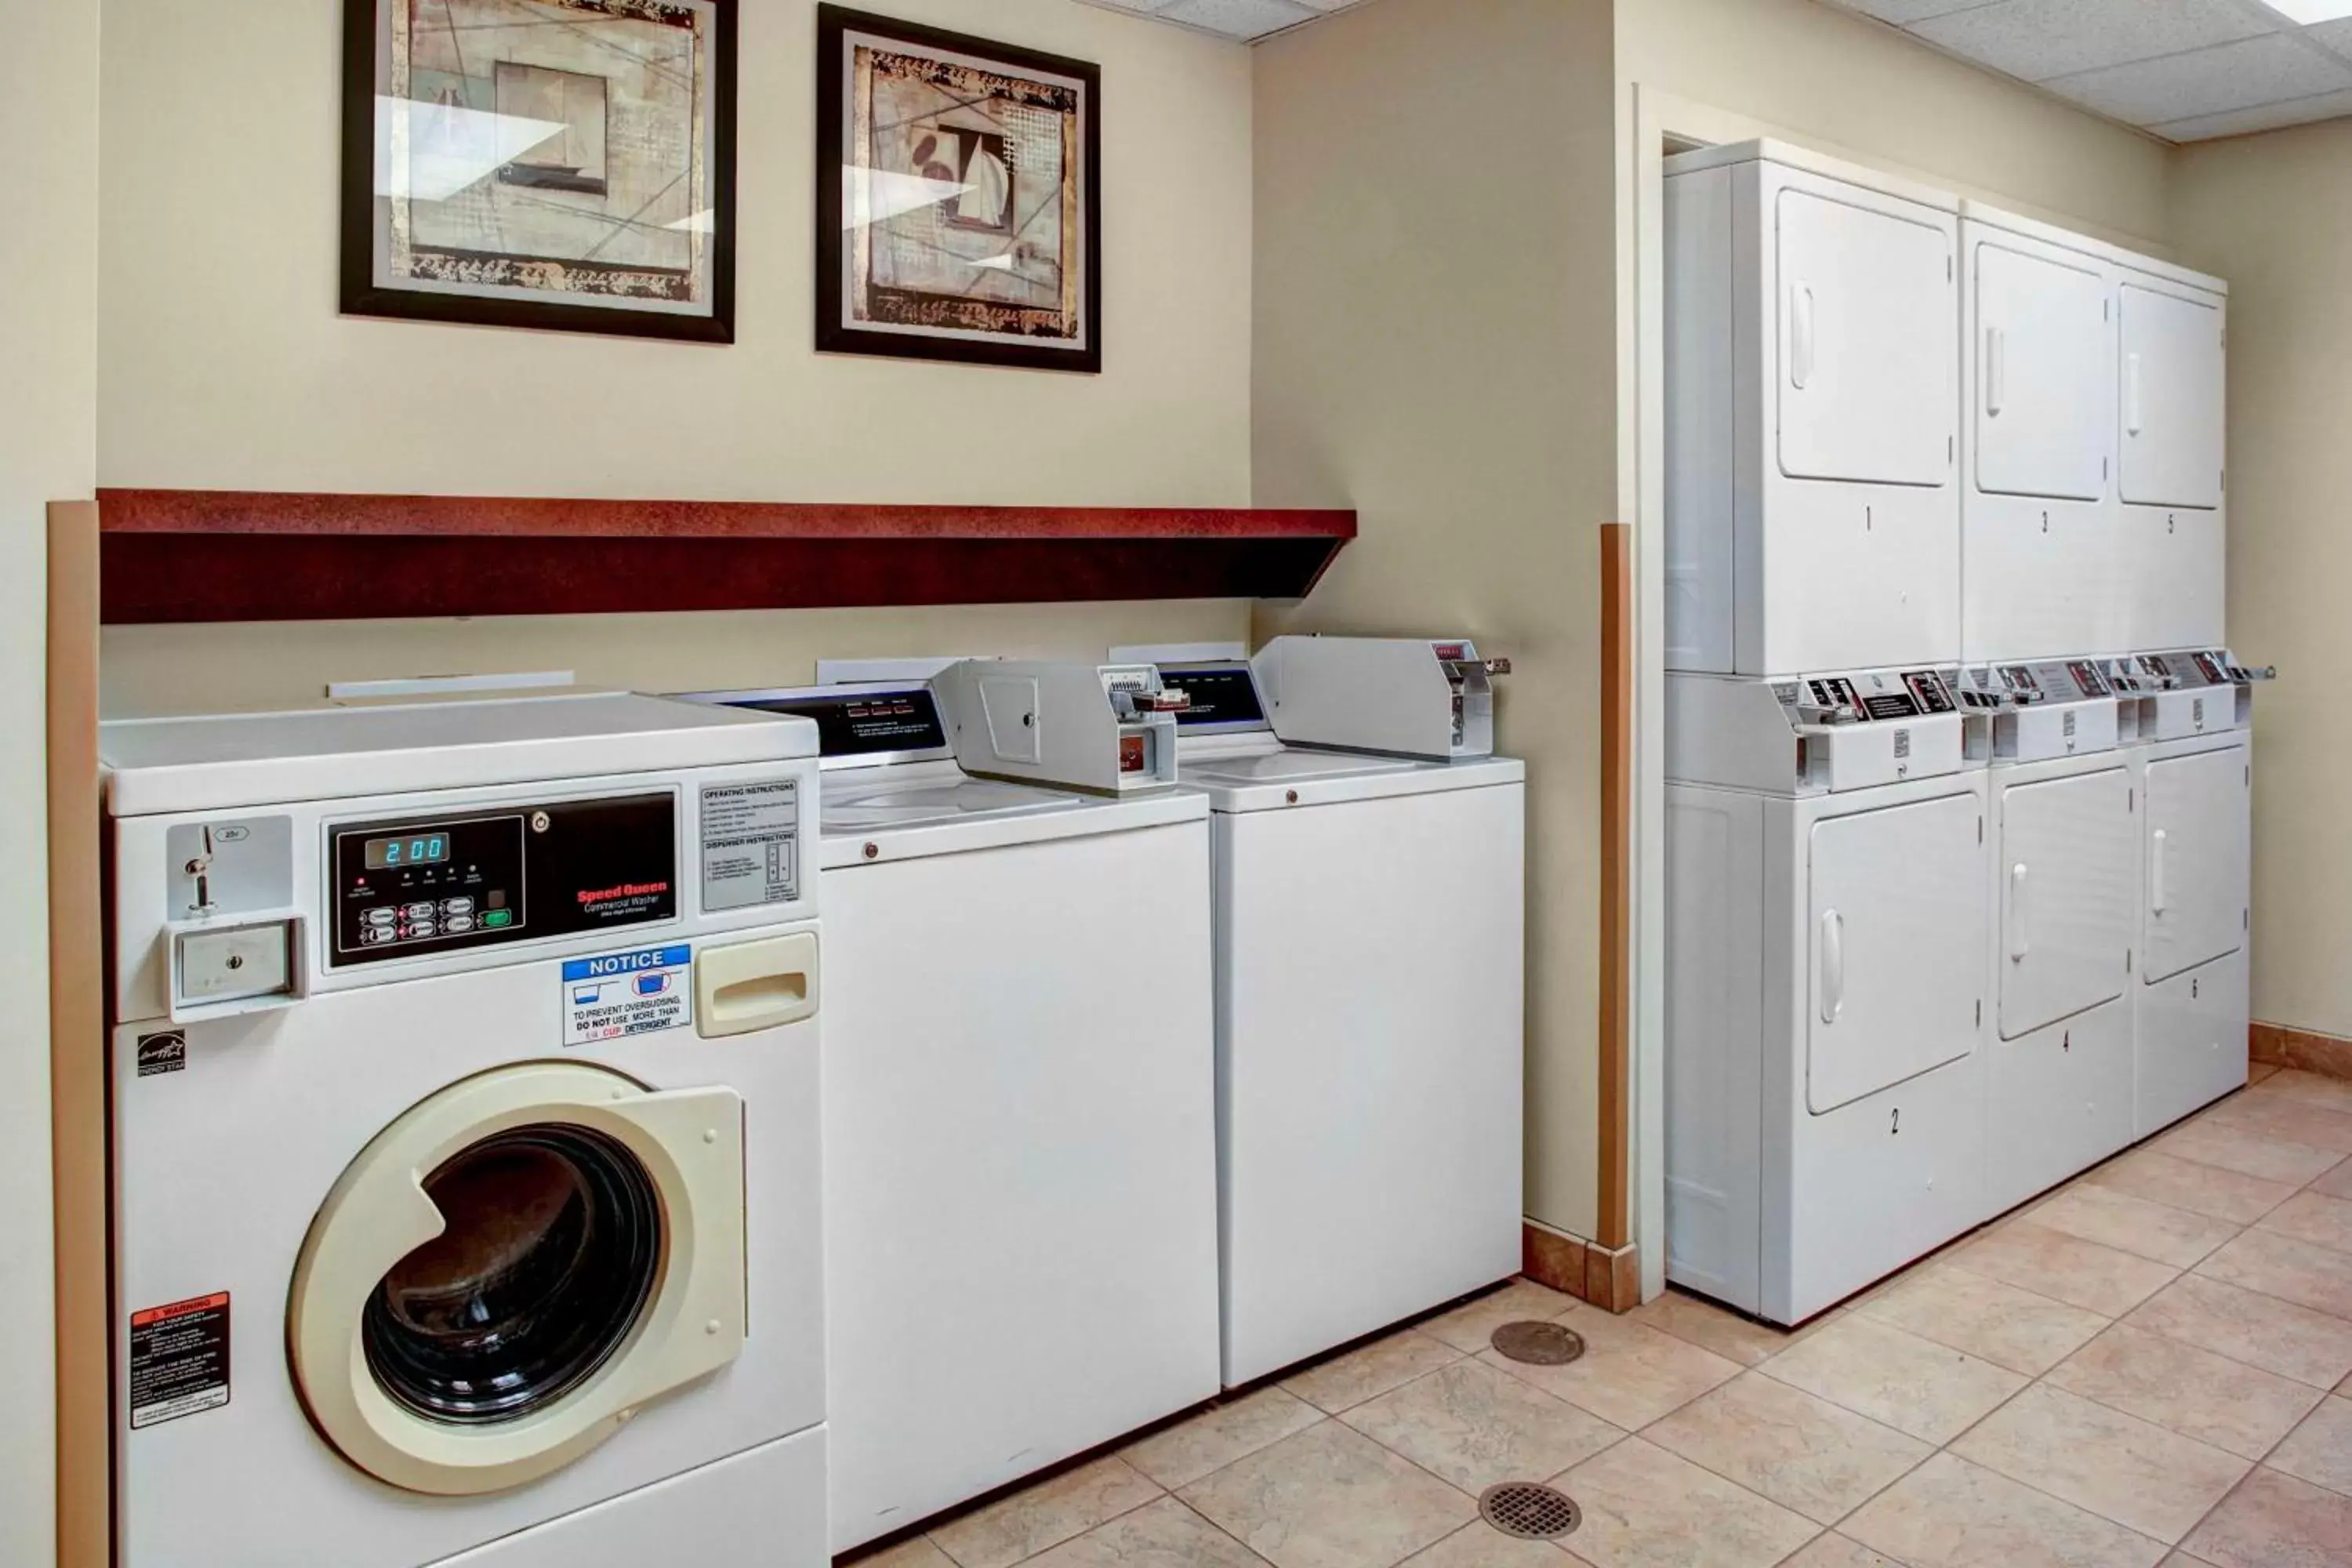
[817,6,1102,372]
[343,0,736,341]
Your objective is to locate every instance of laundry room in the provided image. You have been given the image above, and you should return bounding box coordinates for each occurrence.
[7,0,2352,1564]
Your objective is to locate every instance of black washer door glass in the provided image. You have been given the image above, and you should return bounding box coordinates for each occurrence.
[363,1124,662,1425]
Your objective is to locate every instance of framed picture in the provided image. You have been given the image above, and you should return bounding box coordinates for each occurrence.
[342,0,737,342]
[817,5,1102,373]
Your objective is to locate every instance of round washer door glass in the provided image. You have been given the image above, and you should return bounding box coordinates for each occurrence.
[363,1123,661,1425]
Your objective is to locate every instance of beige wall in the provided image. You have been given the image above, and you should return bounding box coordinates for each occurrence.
[1254,0,1621,1240]
[98,0,1257,708]
[2172,119,2351,1041]
[1,0,98,1557]
[1619,0,2173,252]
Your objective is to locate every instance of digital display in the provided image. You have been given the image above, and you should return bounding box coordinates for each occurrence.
[365,833,451,869]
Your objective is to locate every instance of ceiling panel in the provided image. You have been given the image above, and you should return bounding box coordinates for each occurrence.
[1078,0,1366,42]
[1820,0,2352,140]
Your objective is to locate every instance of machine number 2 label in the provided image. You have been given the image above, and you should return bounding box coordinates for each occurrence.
[561,944,693,1047]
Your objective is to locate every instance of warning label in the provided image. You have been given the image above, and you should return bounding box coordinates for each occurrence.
[700,780,800,914]
[129,1293,230,1429]
[562,944,693,1047]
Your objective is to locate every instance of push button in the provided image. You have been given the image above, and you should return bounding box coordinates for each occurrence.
[403,902,436,921]
[441,897,474,916]
[444,916,476,935]
[482,909,514,930]
[364,906,397,927]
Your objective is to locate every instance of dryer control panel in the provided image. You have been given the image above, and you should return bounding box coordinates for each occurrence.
[329,792,677,966]
[2097,648,2274,741]
[1957,660,2122,762]
[1669,665,1973,796]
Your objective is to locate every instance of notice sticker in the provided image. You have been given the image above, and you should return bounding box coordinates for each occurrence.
[562,944,693,1047]
[700,780,801,914]
[129,1293,230,1429]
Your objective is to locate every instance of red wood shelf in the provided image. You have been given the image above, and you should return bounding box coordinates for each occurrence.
[98,490,1357,625]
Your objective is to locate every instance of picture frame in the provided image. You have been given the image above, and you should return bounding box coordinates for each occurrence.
[816,5,1103,373]
[342,0,738,343]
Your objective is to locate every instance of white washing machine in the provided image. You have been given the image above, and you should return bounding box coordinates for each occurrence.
[1667,666,1989,1325]
[2101,650,2266,1135]
[103,694,829,1568]
[680,676,1219,1554]
[1128,641,1525,1387]
[1962,660,2138,1218]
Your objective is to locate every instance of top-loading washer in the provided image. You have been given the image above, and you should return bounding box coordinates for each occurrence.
[103,692,829,1568]
[678,674,1218,1555]
[1122,639,1526,1387]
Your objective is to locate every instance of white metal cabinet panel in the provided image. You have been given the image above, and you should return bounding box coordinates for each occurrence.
[1775,187,1957,487]
[1666,166,1738,674]
[821,822,1219,1552]
[2138,951,2249,1137]
[1972,239,2110,501]
[2119,283,2226,510]
[1985,997,2134,1218]
[2143,744,2249,985]
[1806,793,1987,1113]
[1664,786,1766,1312]
[1218,782,1526,1385]
[1998,767,2134,1039]
[2128,500,2228,654]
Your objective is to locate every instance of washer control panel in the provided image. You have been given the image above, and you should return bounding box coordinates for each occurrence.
[329,791,677,966]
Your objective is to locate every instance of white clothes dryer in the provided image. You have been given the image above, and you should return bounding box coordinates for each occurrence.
[1142,651,1525,1388]
[680,681,1219,1555]
[103,693,829,1568]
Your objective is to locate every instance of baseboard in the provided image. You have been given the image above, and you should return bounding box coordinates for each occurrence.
[2252,1021,2352,1080]
[1522,1221,1641,1313]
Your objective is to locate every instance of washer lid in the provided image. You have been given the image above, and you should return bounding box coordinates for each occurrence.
[821,777,1079,833]
[1181,746,1525,813]
[103,692,815,817]
[1182,750,1425,788]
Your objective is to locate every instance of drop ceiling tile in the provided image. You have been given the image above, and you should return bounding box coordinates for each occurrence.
[2044,31,2352,124]
[2306,16,2352,59]
[1824,0,1998,24]
[2150,84,2352,139]
[1911,0,2274,84]
[1148,0,1320,38]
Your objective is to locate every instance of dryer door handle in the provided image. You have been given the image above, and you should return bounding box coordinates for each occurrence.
[1986,326,2006,417]
[2009,862,2031,961]
[1791,284,1817,390]
[2151,829,2169,916]
[1820,909,1846,1025]
[2126,352,2145,437]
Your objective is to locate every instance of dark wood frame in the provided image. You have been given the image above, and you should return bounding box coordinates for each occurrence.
[815,5,1104,373]
[340,0,739,343]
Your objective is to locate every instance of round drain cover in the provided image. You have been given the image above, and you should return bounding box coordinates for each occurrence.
[1490,1319,1584,1366]
[1480,1481,1581,1541]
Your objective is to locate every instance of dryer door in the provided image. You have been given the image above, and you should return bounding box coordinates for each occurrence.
[2119,283,2225,511]
[1808,793,1986,1114]
[289,1062,746,1497]
[1973,238,2110,503]
[1999,767,2135,1039]
[2144,746,2249,985]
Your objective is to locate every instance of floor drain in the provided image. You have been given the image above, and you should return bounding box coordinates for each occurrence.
[1480,1481,1581,1541]
[1490,1319,1585,1366]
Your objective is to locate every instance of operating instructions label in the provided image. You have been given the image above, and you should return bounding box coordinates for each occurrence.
[699,779,801,913]
[129,1292,230,1428]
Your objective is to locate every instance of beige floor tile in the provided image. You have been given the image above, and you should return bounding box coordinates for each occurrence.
[1343,1359,1621,1494]
[1842,1452,2168,1568]
[2249,1062,2283,1084]
[1857,1263,2108,1376]
[2309,1157,2352,1201]
[852,1539,959,1568]
[931,1457,1165,1568]
[2125,1274,2352,1388]
[1122,1390,1327,1490]
[1422,1279,1582,1356]
[2253,1069,2352,1118]
[1177,1421,1475,1568]
[2259,1190,2352,1258]
[1642,1370,1930,1526]
[2179,1465,2352,1568]
[2198,1093,2352,1156]
[2268,1396,2352,1499]
[1552,1436,1818,1568]
[1754,1315,2026,1445]
[1625,1290,1806,1368]
[1475,1311,1741,1431]
[1398,1523,1579,1567]
[2197,1229,2352,1319]
[1953,1219,2180,1316]
[2087,1150,2298,1225]
[2153,1119,2347,1187]
[1025,1497,1274,1568]
[2047,1323,2326,1460]
[1780,1537,1899,1568]
[1950,1384,2250,1544]
[2031,1183,2244,1267]
[1281,1329,1465,1414]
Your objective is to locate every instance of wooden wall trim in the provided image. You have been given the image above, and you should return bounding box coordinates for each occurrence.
[1597,524,1634,1251]
[47,500,105,1568]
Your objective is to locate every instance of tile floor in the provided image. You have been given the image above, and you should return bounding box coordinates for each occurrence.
[846,1065,2352,1568]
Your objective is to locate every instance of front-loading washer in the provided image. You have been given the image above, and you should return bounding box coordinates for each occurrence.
[679,678,1219,1555]
[103,693,829,1568]
[1131,649,1526,1388]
